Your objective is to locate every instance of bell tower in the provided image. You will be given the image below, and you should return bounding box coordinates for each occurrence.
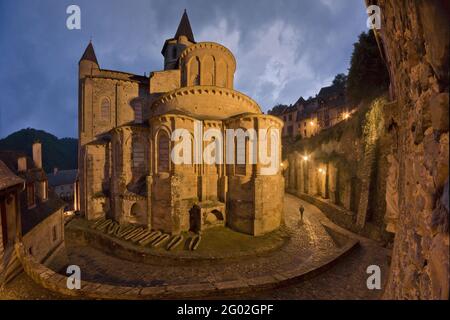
[161,10,196,70]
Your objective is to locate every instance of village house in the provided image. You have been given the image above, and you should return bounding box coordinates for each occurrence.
[0,142,65,280]
[0,159,23,282]
[269,82,355,139]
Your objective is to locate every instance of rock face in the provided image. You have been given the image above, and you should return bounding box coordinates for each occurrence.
[370,0,449,299]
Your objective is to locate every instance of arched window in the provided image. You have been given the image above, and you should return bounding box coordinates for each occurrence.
[134,101,143,124]
[157,131,170,173]
[172,46,177,59]
[235,137,247,176]
[132,138,145,171]
[130,203,140,216]
[189,57,200,86]
[216,60,227,87]
[203,55,215,86]
[100,98,110,122]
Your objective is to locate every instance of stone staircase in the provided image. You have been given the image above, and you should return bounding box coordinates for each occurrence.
[0,245,23,286]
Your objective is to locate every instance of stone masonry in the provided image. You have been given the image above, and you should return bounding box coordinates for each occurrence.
[368,0,449,299]
[77,11,284,237]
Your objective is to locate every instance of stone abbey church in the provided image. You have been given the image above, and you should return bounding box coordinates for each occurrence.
[77,11,284,236]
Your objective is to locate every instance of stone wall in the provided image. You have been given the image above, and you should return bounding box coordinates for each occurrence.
[369,0,449,299]
[22,208,64,263]
[284,99,393,243]
[15,226,359,299]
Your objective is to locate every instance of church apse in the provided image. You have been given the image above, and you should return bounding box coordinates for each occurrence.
[77,10,284,236]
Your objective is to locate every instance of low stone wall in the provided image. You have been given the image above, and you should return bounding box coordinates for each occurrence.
[15,226,360,299]
[294,191,391,243]
[295,191,355,228]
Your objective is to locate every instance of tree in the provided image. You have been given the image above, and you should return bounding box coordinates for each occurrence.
[347,30,390,104]
[332,73,347,87]
[0,128,78,173]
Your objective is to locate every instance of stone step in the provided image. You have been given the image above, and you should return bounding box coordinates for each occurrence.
[0,247,23,285]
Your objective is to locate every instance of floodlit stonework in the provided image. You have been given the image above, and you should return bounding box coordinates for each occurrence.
[77,11,284,236]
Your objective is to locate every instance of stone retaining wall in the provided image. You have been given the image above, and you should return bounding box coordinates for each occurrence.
[294,191,389,242]
[369,0,449,299]
[15,226,359,299]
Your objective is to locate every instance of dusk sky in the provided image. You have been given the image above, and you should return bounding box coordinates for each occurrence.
[0,0,369,139]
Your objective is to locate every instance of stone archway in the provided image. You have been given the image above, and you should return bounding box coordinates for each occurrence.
[130,202,141,217]
[205,209,224,227]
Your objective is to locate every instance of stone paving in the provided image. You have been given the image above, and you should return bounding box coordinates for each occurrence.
[0,194,391,299]
[51,194,338,287]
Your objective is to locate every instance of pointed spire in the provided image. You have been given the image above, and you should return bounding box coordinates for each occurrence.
[79,41,98,65]
[174,9,195,42]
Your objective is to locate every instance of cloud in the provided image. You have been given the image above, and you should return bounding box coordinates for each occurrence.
[0,0,368,138]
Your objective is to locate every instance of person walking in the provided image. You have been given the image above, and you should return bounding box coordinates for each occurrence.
[299,204,305,221]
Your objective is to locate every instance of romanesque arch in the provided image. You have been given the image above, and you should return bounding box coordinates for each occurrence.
[156,129,170,173]
[216,59,227,88]
[100,97,111,122]
[189,57,200,86]
[202,55,215,86]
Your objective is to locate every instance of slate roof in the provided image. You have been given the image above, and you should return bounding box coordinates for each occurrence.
[21,192,66,235]
[47,169,78,187]
[0,151,33,172]
[0,160,24,191]
[79,41,98,65]
[317,83,346,110]
[162,10,197,55]
[0,151,65,235]
[174,10,195,42]
[293,96,306,107]
[296,98,319,121]
[318,84,343,99]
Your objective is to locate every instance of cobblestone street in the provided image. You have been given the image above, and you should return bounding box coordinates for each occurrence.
[0,194,391,299]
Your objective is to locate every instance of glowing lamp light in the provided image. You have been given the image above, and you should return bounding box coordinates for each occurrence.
[302,155,309,161]
[343,112,350,120]
[309,121,315,126]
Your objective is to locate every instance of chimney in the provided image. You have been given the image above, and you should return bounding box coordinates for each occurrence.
[18,156,27,172]
[53,167,58,175]
[32,141,42,169]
